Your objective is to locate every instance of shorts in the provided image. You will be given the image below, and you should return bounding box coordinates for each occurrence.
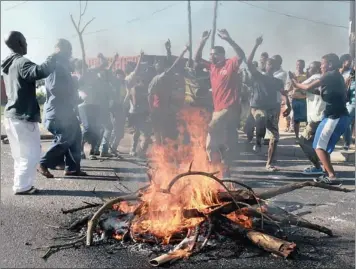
[250,108,280,141]
[292,99,307,123]
[300,121,321,141]
[313,116,349,153]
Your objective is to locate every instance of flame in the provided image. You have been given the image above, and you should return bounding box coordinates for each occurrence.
[113,201,137,213]
[121,107,225,243]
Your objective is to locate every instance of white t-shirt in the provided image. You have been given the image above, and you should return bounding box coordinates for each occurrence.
[274,68,287,104]
[303,73,325,123]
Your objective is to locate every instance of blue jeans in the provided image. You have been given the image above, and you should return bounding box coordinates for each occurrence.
[343,104,355,147]
[40,118,82,172]
[78,104,101,152]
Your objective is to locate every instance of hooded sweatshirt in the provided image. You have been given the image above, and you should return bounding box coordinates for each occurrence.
[1,53,57,122]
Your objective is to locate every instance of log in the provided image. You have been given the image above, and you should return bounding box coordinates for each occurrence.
[149,249,190,267]
[246,231,296,258]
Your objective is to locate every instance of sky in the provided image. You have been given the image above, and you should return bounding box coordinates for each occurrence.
[0,1,351,71]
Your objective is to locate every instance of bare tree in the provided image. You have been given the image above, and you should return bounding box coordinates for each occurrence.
[70,1,95,73]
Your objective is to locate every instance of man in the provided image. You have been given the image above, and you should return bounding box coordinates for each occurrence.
[38,39,87,178]
[260,52,268,73]
[194,29,246,178]
[124,51,145,155]
[109,68,127,154]
[286,60,307,139]
[339,54,353,82]
[291,53,349,185]
[343,65,355,150]
[148,45,189,146]
[264,55,288,145]
[295,61,325,175]
[1,31,58,194]
[246,36,291,171]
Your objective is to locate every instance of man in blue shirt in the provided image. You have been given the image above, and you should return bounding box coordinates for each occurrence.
[38,39,87,178]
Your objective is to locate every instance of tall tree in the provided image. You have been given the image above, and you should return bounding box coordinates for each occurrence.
[70,0,95,73]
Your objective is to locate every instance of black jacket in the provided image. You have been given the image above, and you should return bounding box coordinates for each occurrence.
[1,53,57,122]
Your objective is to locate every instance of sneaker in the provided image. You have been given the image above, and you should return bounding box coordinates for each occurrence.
[253,145,261,153]
[302,166,324,175]
[313,175,342,186]
[343,145,350,151]
[129,151,137,157]
[89,155,98,160]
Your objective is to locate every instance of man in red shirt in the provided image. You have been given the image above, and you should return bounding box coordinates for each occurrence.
[194,29,246,178]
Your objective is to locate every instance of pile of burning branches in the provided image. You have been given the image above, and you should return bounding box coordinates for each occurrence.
[35,108,354,266]
[36,168,352,266]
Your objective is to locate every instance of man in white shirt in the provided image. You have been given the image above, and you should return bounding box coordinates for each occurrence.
[296,61,326,175]
[264,55,287,144]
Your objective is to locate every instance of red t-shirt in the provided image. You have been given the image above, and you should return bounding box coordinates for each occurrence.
[205,57,241,112]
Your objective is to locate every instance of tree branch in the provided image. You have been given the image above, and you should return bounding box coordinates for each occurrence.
[70,14,80,33]
[80,17,95,34]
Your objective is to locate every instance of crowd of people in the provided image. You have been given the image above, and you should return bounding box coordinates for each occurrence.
[1,29,355,195]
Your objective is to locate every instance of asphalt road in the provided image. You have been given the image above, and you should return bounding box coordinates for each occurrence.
[0,136,355,269]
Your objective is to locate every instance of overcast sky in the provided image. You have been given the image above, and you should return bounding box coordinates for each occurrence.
[0,1,350,71]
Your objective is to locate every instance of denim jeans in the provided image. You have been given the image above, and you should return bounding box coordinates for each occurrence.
[343,104,355,147]
[94,110,113,154]
[40,117,82,172]
[78,103,101,152]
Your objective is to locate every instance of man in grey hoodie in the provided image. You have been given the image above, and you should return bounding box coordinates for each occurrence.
[1,31,57,194]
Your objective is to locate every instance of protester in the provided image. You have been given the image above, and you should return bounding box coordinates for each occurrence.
[194,29,246,178]
[259,52,268,73]
[339,54,353,82]
[296,61,325,175]
[246,36,291,171]
[291,53,349,185]
[286,60,307,140]
[38,39,87,178]
[1,31,58,194]
[343,65,355,150]
[109,68,127,154]
[148,45,189,146]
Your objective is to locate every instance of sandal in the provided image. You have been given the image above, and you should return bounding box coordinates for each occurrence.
[37,165,54,178]
[15,186,39,195]
[313,175,342,186]
[266,165,279,172]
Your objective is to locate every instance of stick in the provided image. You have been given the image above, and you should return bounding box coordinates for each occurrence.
[61,203,101,214]
[258,181,353,200]
[67,213,93,231]
[86,194,139,246]
[187,0,193,65]
[211,0,218,49]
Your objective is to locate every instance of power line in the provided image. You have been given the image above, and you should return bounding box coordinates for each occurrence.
[237,1,349,30]
[4,1,28,11]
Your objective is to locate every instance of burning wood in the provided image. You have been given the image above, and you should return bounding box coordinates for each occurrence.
[36,108,354,266]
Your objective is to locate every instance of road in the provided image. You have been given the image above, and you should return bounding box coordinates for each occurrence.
[0,134,355,269]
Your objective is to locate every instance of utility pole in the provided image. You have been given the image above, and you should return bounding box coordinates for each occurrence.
[350,0,355,61]
[211,0,218,49]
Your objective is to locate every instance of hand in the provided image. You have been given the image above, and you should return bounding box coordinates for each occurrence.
[201,30,211,42]
[288,71,296,80]
[217,29,231,41]
[165,39,171,51]
[256,36,263,46]
[283,106,291,118]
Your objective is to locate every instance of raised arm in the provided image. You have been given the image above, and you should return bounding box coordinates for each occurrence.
[165,39,173,66]
[108,53,119,71]
[246,36,263,76]
[165,45,189,75]
[132,50,144,77]
[20,53,58,81]
[194,30,211,65]
[217,29,245,65]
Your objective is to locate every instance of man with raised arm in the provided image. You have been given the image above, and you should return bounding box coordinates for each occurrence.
[148,45,189,145]
[246,36,291,172]
[194,29,245,178]
[1,31,58,194]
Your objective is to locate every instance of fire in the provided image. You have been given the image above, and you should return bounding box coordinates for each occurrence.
[113,201,137,213]
[226,209,253,229]
[117,107,225,243]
